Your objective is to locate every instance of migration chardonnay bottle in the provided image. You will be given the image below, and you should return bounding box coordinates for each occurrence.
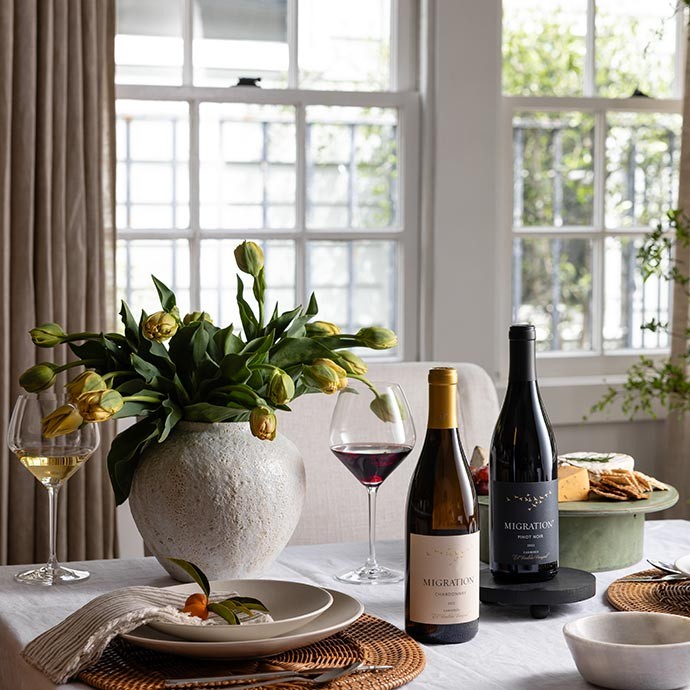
[489,324,558,582]
[406,367,479,644]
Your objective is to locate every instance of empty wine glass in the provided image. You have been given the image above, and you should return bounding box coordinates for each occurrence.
[7,394,100,585]
[330,381,415,584]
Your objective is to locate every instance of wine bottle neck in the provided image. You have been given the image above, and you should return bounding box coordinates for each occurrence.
[428,382,458,429]
[508,339,536,382]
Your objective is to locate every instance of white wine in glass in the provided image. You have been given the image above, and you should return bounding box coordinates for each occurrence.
[8,394,100,585]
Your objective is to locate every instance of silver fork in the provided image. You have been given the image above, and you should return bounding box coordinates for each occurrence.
[647,559,683,575]
[226,661,364,690]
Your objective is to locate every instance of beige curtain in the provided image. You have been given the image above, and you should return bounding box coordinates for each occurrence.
[665,21,690,519]
[0,0,117,564]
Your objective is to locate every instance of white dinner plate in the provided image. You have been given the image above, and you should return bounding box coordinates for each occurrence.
[121,588,363,659]
[148,580,333,642]
[674,554,690,576]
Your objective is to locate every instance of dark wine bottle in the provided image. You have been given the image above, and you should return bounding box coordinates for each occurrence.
[489,324,558,582]
[405,367,479,644]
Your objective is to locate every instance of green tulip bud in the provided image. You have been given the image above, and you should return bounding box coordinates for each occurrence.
[42,405,83,438]
[143,310,179,342]
[75,389,124,423]
[65,370,107,403]
[234,241,264,278]
[356,326,397,350]
[29,323,66,348]
[182,311,213,326]
[337,350,368,376]
[305,321,341,337]
[267,369,295,405]
[249,406,277,441]
[303,358,348,394]
[19,363,59,393]
[370,393,398,423]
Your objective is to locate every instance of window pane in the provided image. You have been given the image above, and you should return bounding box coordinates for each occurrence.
[606,113,681,230]
[199,239,295,328]
[193,0,288,88]
[307,107,398,229]
[596,0,678,98]
[513,112,594,228]
[116,239,190,322]
[604,236,670,351]
[116,0,184,85]
[299,0,391,91]
[307,240,397,338]
[200,103,296,230]
[503,0,586,96]
[116,101,189,231]
[512,238,593,352]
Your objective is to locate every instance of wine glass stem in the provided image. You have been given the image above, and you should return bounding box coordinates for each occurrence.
[366,486,379,570]
[47,485,61,570]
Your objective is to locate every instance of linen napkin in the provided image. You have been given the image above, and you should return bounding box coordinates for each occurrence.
[22,585,234,684]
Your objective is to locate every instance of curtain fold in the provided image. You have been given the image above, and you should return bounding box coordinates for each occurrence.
[0,0,117,565]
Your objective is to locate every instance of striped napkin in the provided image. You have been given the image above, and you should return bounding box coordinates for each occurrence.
[21,586,206,684]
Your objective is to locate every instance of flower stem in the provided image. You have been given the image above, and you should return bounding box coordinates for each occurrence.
[55,359,100,374]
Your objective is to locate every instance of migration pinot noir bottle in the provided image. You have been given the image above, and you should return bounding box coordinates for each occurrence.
[489,324,558,582]
[406,367,479,644]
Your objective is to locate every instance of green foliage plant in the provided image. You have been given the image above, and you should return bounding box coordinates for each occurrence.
[18,241,398,504]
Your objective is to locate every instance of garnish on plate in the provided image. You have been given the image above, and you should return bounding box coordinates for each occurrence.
[168,558,271,625]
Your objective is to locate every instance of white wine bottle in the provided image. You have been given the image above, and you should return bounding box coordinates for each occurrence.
[405,367,479,644]
[489,324,558,582]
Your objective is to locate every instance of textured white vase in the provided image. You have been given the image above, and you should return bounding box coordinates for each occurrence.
[129,421,306,582]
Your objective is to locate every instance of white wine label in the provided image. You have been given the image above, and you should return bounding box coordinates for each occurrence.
[409,532,480,625]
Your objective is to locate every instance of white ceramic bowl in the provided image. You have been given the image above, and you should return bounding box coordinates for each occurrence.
[563,612,690,690]
[149,579,334,642]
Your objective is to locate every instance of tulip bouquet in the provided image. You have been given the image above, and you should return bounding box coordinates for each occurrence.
[19,242,397,504]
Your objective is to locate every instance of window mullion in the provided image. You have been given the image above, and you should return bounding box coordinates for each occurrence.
[591,110,607,354]
[190,98,201,310]
[584,0,596,97]
[183,0,193,87]
[288,0,299,89]
[675,3,687,100]
[296,102,307,304]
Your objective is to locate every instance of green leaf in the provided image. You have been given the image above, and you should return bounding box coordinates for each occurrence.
[183,402,248,423]
[230,596,270,613]
[270,337,334,369]
[130,353,161,383]
[286,294,319,337]
[265,305,301,341]
[159,399,182,442]
[107,416,161,505]
[220,354,252,384]
[213,325,244,356]
[207,602,240,625]
[167,558,210,596]
[152,276,177,313]
[120,300,140,348]
[237,276,258,341]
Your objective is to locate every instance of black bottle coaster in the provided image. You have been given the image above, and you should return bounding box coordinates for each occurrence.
[480,566,596,619]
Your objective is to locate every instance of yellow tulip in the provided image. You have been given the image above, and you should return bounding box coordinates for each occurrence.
[42,405,83,438]
[76,389,124,423]
[143,311,179,342]
[249,406,277,441]
[65,371,107,403]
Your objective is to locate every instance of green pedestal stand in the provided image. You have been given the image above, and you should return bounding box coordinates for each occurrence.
[478,486,678,573]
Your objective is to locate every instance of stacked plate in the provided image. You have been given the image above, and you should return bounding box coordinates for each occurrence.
[122,579,364,659]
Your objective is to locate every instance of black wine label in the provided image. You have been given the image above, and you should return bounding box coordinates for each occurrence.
[490,480,558,566]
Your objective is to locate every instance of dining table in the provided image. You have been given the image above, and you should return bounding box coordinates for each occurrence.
[1,519,689,690]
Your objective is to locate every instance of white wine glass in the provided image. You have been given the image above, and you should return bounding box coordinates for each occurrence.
[7,394,100,585]
[329,381,415,584]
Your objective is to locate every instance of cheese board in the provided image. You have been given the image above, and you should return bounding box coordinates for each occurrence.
[477,486,678,572]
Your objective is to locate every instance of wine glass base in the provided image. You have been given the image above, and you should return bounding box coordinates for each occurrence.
[15,565,90,585]
[336,564,403,585]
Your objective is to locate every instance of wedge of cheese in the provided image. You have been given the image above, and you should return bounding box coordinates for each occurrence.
[558,465,590,502]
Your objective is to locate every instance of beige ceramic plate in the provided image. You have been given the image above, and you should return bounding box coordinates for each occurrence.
[148,579,334,642]
[122,588,363,659]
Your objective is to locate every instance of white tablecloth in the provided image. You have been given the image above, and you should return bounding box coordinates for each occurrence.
[2,520,690,690]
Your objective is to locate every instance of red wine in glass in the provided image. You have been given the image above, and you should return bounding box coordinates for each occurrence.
[331,443,413,487]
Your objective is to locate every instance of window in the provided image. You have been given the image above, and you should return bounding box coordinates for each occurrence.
[503,0,684,375]
[115,0,419,358]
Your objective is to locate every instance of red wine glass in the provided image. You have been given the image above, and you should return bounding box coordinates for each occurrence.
[330,381,415,584]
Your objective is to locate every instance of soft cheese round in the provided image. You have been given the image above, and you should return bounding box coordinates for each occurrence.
[558,451,634,473]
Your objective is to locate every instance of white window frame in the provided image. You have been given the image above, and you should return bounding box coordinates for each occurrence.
[115,0,421,360]
[498,3,687,381]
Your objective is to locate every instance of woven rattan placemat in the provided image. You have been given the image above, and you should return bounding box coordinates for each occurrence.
[77,613,425,690]
[607,569,690,615]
